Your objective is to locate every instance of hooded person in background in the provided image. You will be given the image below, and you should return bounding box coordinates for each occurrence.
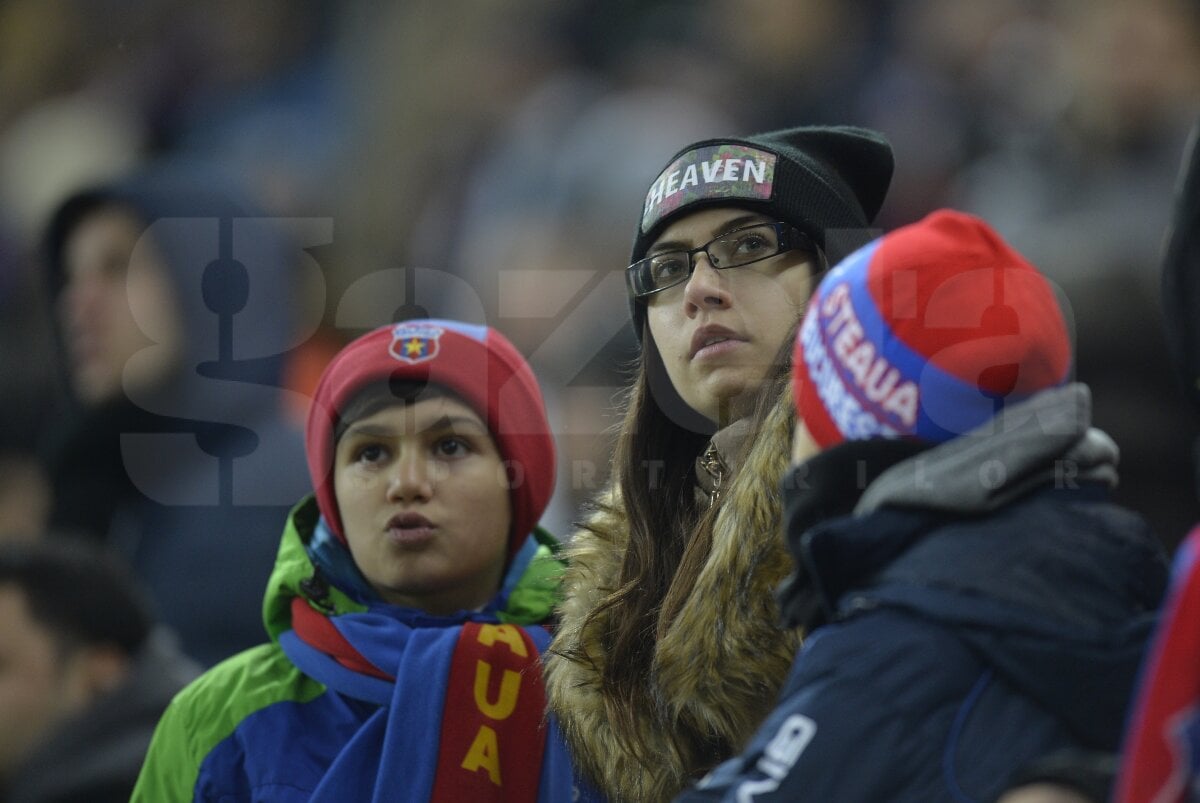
[39,165,311,666]
[1111,117,1200,803]
[678,210,1168,803]
[132,319,597,802]
[0,538,197,803]
[544,125,893,801]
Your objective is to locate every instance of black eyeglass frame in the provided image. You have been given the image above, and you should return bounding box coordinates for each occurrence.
[626,222,818,300]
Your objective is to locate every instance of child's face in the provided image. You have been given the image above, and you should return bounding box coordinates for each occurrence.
[333,394,512,614]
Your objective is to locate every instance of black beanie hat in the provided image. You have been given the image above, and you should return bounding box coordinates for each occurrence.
[628,125,894,339]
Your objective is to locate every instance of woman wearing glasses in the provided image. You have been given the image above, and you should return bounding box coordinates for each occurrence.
[545,126,894,801]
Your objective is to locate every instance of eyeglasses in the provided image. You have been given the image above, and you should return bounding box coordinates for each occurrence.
[627,222,816,299]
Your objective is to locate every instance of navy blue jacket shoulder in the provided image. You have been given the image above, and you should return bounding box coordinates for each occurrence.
[680,385,1167,803]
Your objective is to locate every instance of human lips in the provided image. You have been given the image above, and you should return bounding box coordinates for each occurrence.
[386,512,437,545]
[689,324,746,360]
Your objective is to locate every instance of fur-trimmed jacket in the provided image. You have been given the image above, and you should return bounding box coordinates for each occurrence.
[545,391,802,802]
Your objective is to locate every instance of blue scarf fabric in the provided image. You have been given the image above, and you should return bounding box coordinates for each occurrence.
[277,517,598,802]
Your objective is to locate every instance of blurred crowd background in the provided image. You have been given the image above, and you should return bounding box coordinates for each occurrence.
[1,0,1198,548]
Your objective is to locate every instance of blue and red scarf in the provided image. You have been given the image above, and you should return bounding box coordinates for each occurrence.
[1117,526,1200,802]
[277,519,588,802]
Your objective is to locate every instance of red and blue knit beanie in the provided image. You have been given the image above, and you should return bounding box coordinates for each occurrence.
[305,320,555,559]
[793,209,1072,447]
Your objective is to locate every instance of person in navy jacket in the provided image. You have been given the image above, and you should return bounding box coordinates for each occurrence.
[678,209,1168,803]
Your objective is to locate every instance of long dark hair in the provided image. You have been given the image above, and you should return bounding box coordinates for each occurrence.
[567,317,800,763]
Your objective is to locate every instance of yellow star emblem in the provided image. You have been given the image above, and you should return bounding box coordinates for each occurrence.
[404,337,424,356]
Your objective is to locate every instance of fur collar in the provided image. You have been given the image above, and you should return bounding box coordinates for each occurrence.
[545,390,801,802]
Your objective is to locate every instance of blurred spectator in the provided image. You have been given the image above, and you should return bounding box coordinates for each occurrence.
[38,163,311,666]
[0,537,197,803]
[329,0,567,313]
[159,0,344,218]
[693,0,881,130]
[941,0,1200,548]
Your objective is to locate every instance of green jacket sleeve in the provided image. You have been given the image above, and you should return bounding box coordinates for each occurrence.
[130,693,204,802]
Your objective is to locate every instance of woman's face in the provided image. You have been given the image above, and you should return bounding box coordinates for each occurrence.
[333,393,512,614]
[645,207,819,423]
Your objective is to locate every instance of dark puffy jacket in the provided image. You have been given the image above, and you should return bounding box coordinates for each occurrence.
[679,385,1167,802]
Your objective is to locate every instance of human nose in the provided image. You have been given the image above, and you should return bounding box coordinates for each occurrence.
[387,450,435,502]
[681,251,731,315]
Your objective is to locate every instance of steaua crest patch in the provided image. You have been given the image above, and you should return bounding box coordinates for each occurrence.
[388,322,443,363]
